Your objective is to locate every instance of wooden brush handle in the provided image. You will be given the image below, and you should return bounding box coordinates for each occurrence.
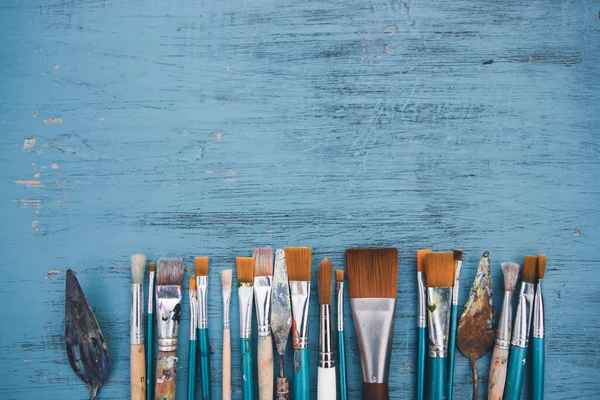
[257,335,274,400]
[131,344,147,400]
[155,350,178,400]
[222,329,231,400]
[363,382,389,400]
[488,346,509,400]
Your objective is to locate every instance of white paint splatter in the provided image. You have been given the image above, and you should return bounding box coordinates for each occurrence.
[23,138,36,151]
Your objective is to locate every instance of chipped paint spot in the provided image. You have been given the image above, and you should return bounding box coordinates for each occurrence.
[54,64,60,69]
[33,172,40,179]
[47,270,60,280]
[32,110,39,117]
[34,45,43,53]
[43,118,63,125]
[225,65,231,70]
[225,178,235,182]
[214,131,223,141]
[51,163,58,170]
[205,170,214,174]
[384,26,397,35]
[15,180,44,187]
[574,230,581,236]
[32,221,39,227]
[23,138,36,151]
[15,199,41,208]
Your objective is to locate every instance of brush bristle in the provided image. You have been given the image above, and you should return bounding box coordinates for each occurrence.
[501,262,521,291]
[195,257,209,277]
[522,255,538,283]
[190,275,197,291]
[236,257,255,283]
[131,253,147,284]
[425,252,454,288]
[253,247,274,277]
[220,269,232,290]
[149,262,155,272]
[318,258,333,305]
[284,247,312,281]
[346,248,399,299]
[156,258,185,286]
[537,254,546,280]
[336,269,344,283]
[453,249,463,261]
[417,249,431,272]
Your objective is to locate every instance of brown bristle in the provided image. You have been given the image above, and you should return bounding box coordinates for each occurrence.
[522,255,538,283]
[346,248,398,299]
[149,262,155,272]
[253,247,274,277]
[425,252,454,288]
[236,257,255,284]
[453,249,463,261]
[195,257,209,277]
[190,275,197,291]
[156,258,185,286]
[335,269,344,283]
[417,249,432,272]
[284,247,312,281]
[318,258,333,305]
[537,254,546,280]
[501,262,520,292]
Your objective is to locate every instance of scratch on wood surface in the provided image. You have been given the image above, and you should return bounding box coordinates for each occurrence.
[15,180,44,187]
[43,118,63,125]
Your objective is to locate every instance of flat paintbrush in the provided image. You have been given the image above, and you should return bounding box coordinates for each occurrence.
[221,269,233,400]
[254,247,274,400]
[336,269,347,400]
[237,256,255,400]
[532,255,546,400]
[188,276,198,400]
[447,249,462,400]
[131,254,147,400]
[195,257,211,400]
[146,262,155,400]
[416,249,431,400]
[317,258,336,400]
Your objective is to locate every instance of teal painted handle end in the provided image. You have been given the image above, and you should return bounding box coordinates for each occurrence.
[531,337,545,400]
[293,348,310,400]
[504,345,528,400]
[338,330,348,400]
[427,356,447,400]
[199,329,211,400]
[188,339,197,400]
[447,304,458,400]
[417,327,426,400]
[146,314,153,400]
[240,338,254,400]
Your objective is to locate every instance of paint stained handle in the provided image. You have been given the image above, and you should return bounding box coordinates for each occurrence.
[131,344,146,400]
[531,337,545,400]
[293,348,310,400]
[155,350,177,400]
[240,338,254,400]
[257,335,274,400]
[362,383,389,400]
[488,346,509,400]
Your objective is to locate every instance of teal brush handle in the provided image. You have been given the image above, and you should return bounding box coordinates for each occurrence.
[531,337,545,400]
[504,345,528,400]
[188,339,197,400]
[447,304,458,400]
[428,357,446,400]
[146,312,153,400]
[338,330,347,400]
[417,327,426,400]
[199,329,211,400]
[293,348,310,400]
[240,338,254,400]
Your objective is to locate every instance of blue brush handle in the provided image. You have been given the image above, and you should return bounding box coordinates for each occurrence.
[417,326,426,400]
[198,329,211,400]
[146,313,153,400]
[504,345,528,400]
[188,339,197,400]
[428,357,446,400]
[240,338,254,400]
[531,337,545,400]
[293,348,310,400]
[338,330,347,400]
[447,304,458,400]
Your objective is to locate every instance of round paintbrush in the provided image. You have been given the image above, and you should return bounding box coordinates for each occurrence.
[130,254,147,400]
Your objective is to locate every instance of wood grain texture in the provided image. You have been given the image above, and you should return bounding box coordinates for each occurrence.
[130,344,146,400]
[0,0,599,399]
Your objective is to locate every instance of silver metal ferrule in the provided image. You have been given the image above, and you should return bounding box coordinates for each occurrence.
[427,287,452,358]
[147,271,155,314]
[155,284,183,352]
[451,260,462,306]
[350,298,396,384]
[319,304,335,368]
[189,290,198,340]
[238,283,254,339]
[289,281,310,349]
[196,275,208,330]
[495,291,514,349]
[417,272,427,328]
[533,280,545,339]
[222,286,231,330]
[254,276,273,337]
[131,283,144,345]
[336,282,344,332]
[511,281,536,348]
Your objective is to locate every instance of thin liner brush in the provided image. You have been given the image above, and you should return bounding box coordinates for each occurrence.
[131,254,147,400]
[317,258,336,400]
[416,249,431,400]
[336,269,347,400]
[188,276,198,400]
[253,247,274,400]
[531,255,546,400]
[237,257,255,400]
[220,270,233,400]
[195,257,211,400]
[447,249,462,400]
[146,262,155,400]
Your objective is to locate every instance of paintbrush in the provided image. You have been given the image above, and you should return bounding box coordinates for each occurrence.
[237,256,255,400]
[504,255,538,400]
[131,254,147,400]
[336,269,348,400]
[532,254,546,400]
[447,249,462,400]
[425,252,454,400]
[416,249,431,400]
[146,262,155,400]
[317,258,336,399]
[221,269,233,400]
[285,247,312,400]
[195,257,211,400]
[253,247,274,400]
[271,249,292,400]
[488,262,520,400]
[154,258,185,400]
[188,276,198,400]
[346,248,399,400]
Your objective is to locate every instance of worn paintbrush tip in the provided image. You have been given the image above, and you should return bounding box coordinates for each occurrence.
[318,258,333,305]
[284,247,312,281]
[220,269,233,290]
[501,262,521,291]
[522,255,538,283]
[156,258,185,286]
[253,246,274,277]
[236,257,255,283]
[335,269,344,282]
[189,275,197,291]
[537,254,546,280]
[149,262,155,272]
[417,249,431,272]
[425,252,454,288]
[346,248,399,299]
[130,253,147,284]
[453,249,463,261]
[194,256,209,277]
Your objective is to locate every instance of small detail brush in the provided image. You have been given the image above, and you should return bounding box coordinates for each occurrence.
[346,248,399,400]
[488,262,520,400]
[285,247,312,400]
[195,257,211,400]
[416,249,431,400]
[253,247,274,400]
[188,276,198,400]
[237,256,255,400]
[531,255,546,400]
[221,269,233,400]
[447,249,462,400]
[504,255,538,400]
[317,258,336,399]
[131,254,147,400]
[146,262,155,400]
[154,258,185,400]
[336,269,347,400]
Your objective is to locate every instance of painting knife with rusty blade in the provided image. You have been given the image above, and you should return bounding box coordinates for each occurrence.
[271,249,292,400]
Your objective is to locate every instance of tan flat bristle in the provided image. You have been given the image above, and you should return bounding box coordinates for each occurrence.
[190,275,197,291]
[156,258,185,286]
[195,257,209,277]
[346,248,398,299]
[537,254,546,280]
[522,255,538,283]
[220,269,232,290]
[335,269,344,283]
[253,247,274,277]
[501,262,521,292]
[131,253,147,284]
[284,247,312,281]
[453,249,463,261]
[318,258,333,305]
[149,262,155,272]
[417,249,432,272]
[425,252,454,288]
[236,257,255,283]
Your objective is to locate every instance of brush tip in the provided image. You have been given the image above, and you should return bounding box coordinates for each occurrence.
[190,275,197,290]
[335,269,344,282]
[522,255,538,283]
[156,258,185,286]
[194,257,209,276]
[253,246,274,277]
[537,254,546,279]
[131,253,147,284]
[501,262,521,291]
[236,257,255,283]
[453,249,463,261]
[425,252,454,287]
[220,269,233,290]
[346,248,399,299]
[149,262,155,272]
[417,249,432,272]
[318,258,333,304]
[284,247,312,281]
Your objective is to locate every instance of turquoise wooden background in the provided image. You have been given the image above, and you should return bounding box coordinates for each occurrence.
[1,0,599,398]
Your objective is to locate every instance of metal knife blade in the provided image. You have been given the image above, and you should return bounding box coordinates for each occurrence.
[270,249,292,356]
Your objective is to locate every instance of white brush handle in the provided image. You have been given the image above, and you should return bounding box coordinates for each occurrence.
[223,328,231,400]
[317,367,336,400]
[488,346,509,400]
[257,334,274,400]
